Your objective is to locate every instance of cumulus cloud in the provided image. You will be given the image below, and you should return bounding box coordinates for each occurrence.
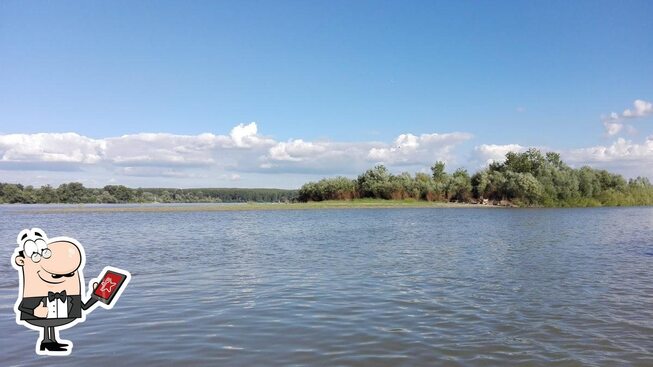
[7,120,650,187]
[366,132,473,166]
[0,133,104,164]
[104,133,220,166]
[267,139,327,162]
[0,123,275,168]
[603,118,624,136]
[257,141,376,174]
[623,99,653,118]
[602,99,652,136]
[565,136,653,177]
[472,138,653,178]
[0,123,474,184]
[228,122,275,148]
[568,136,653,163]
[256,131,472,174]
[473,144,526,166]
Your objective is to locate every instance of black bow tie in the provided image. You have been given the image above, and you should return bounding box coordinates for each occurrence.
[48,290,67,302]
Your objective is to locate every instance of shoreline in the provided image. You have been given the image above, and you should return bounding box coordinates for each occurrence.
[7,200,651,214]
[11,200,503,214]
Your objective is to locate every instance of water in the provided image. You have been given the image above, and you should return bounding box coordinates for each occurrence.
[1,205,652,366]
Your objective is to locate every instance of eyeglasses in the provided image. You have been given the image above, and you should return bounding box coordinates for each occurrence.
[23,238,51,263]
[30,248,52,263]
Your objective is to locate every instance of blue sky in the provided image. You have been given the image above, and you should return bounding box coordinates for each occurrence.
[1,1,652,188]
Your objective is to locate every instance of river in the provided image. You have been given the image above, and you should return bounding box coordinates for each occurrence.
[1,205,652,366]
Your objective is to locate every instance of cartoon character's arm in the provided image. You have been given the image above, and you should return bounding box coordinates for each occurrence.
[18,297,47,317]
[81,282,99,312]
[81,297,98,311]
[17,299,36,315]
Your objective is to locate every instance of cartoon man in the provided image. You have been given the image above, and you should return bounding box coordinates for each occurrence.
[11,228,130,356]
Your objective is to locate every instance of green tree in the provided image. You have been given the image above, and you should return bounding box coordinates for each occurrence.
[57,182,87,203]
[103,185,134,202]
[449,168,472,201]
[97,191,118,203]
[36,185,58,203]
[471,170,490,199]
[357,165,392,199]
[431,161,447,182]
[577,166,601,198]
[1,184,25,203]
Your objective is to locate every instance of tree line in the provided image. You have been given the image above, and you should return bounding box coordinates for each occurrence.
[298,149,653,207]
[0,183,298,204]
[2,149,652,207]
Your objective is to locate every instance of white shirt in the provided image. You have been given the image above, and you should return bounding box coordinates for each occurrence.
[46,297,68,319]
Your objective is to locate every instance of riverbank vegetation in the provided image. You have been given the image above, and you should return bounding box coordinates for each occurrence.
[22,199,486,214]
[0,184,297,204]
[2,149,651,207]
[298,149,653,207]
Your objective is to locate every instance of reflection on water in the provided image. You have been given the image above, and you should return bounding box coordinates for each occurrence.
[1,205,652,366]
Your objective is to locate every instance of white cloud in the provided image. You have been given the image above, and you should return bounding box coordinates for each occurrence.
[104,133,220,166]
[258,141,375,174]
[602,99,652,136]
[623,99,653,118]
[0,123,474,185]
[256,131,472,174]
[268,139,327,162]
[568,136,653,163]
[6,121,650,188]
[0,123,275,169]
[366,132,473,166]
[603,120,624,136]
[473,138,653,178]
[565,136,653,177]
[473,144,526,166]
[228,122,275,148]
[0,133,104,164]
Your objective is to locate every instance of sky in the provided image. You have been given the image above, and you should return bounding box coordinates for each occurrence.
[0,0,652,189]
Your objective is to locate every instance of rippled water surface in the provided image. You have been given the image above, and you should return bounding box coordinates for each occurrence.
[1,205,652,366]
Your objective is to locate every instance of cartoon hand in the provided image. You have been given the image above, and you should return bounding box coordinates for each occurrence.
[34,304,48,318]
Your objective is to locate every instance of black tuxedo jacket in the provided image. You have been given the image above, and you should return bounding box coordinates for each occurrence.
[18,295,94,320]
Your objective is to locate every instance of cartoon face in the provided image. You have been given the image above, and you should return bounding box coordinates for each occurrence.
[14,229,83,298]
[12,227,130,357]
